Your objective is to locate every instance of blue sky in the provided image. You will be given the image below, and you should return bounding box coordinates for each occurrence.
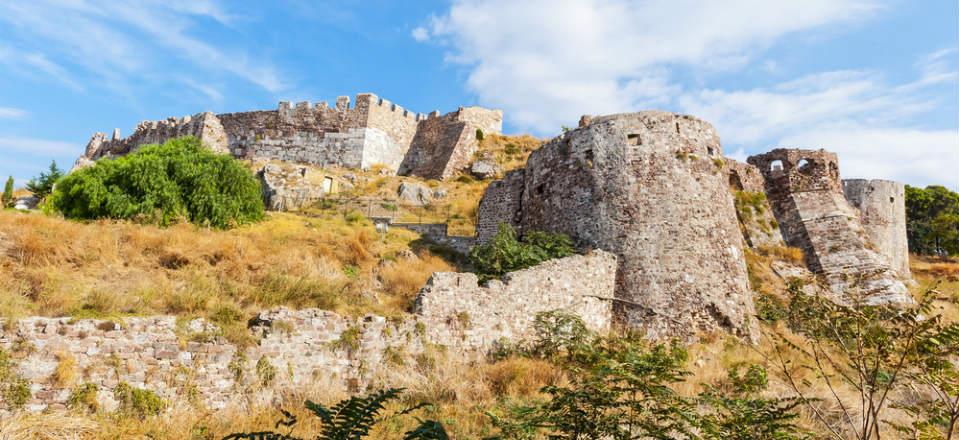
[0,0,956,188]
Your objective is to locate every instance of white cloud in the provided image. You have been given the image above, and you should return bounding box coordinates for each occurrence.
[0,0,286,94]
[411,26,430,42]
[422,0,878,132]
[0,107,28,119]
[779,127,959,188]
[0,137,77,156]
[677,58,958,186]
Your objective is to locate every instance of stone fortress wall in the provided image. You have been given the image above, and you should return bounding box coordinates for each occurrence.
[747,149,910,303]
[0,251,616,413]
[77,93,503,180]
[476,112,757,342]
[842,179,910,277]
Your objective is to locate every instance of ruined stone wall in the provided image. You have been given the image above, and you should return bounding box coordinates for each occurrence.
[475,169,526,243]
[726,159,786,249]
[0,252,615,414]
[748,149,909,302]
[77,94,502,179]
[414,251,616,346]
[842,179,910,277]
[476,111,757,342]
[399,107,504,180]
[85,112,229,159]
[391,223,475,254]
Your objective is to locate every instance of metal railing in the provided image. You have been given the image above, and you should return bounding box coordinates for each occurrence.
[309,196,477,236]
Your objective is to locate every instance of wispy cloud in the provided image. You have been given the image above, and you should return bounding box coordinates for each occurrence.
[0,137,77,156]
[0,0,287,94]
[417,0,878,132]
[0,107,28,120]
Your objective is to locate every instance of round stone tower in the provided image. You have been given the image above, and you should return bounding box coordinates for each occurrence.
[842,179,910,278]
[492,111,756,342]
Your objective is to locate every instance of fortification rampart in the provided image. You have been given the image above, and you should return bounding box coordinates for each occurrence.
[76,93,502,179]
[475,111,757,342]
[0,251,615,414]
[842,179,910,277]
[748,149,910,303]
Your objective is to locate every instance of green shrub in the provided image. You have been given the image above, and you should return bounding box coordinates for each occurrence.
[50,137,263,229]
[223,388,447,440]
[113,382,165,418]
[255,357,277,387]
[475,128,485,141]
[0,348,31,410]
[67,382,100,413]
[698,365,807,439]
[26,160,63,200]
[469,224,575,281]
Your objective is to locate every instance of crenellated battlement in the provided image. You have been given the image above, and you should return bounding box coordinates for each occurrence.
[75,92,503,179]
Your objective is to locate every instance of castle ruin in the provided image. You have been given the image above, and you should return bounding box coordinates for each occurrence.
[77,93,503,180]
[477,112,758,342]
[748,149,910,303]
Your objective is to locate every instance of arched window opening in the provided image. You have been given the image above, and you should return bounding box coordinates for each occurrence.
[770,160,784,173]
[797,158,816,175]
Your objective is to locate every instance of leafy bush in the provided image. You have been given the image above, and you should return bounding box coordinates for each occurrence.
[26,160,63,200]
[223,388,448,440]
[67,382,100,413]
[50,137,264,229]
[906,184,959,255]
[475,128,485,141]
[699,365,808,440]
[469,224,575,281]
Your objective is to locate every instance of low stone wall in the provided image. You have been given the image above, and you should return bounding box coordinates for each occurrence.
[414,251,617,347]
[0,251,616,414]
[392,223,475,254]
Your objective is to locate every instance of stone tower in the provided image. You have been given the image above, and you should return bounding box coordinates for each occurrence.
[747,149,910,304]
[842,179,910,278]
[476,111,757,342]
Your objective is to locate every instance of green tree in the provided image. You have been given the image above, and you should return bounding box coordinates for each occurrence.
[50,137,264,229]
[771,282,958,439]
[906,185,959,256]
[699,365,809,440]
[2,176,13,208]
[469,224,575,281]
[25,160,63,200]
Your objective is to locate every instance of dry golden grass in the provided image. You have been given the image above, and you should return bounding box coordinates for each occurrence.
[0,210,455,331]
[0,412,97,440]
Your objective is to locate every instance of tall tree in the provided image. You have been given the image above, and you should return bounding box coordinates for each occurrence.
[906,185,959,256]
[2,176,13,208]
[25,160,64,200]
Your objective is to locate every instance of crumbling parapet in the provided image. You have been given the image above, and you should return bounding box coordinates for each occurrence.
[76,93,502,180]
[0,251,615,414]
[476,111,758,342]
[842,179,911,278]
[748,149,910,303]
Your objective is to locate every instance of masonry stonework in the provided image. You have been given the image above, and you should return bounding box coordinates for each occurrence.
[842,179,911,278]
[747,149,910,303]
[476,111,757,342]
[0,252,615,414]
[77,93,502,180]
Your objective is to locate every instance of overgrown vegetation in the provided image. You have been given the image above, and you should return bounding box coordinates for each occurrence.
[0,347,31,410]
[223,388,448,440]
[771,281,959,439]
[469,224,575,281]
[906,184,959,256]
[51,137,264,229]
